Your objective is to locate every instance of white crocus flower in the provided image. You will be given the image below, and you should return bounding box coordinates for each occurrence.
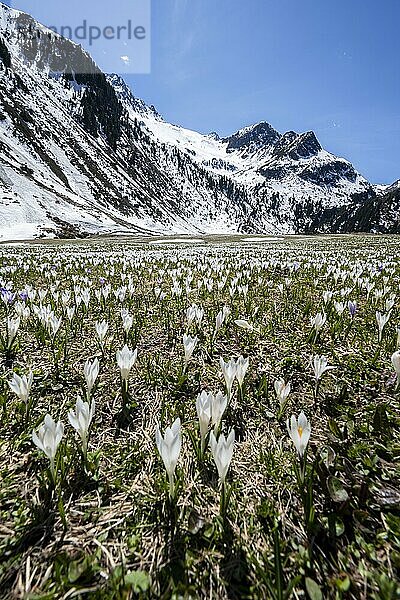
[214,306,230,336]
[312,355,335,381]
[385,297,396,313]
[186,305,197,328]
[38,289,47,303]
[156,418,182,497]
[196,391,212,452]
[32,414,64,480]
[84,358,100,398]
[7,316,20,348]
[391,350,400,390]
[195,307,204,326]
[122,313,133,335]
[334,301,345,316]
[215,310,225,333]
[9,371,33,405]
[234,319,254,331]
[286,412,311,457]
[274,378,291,407]
[95,320,109,346]
[183,334,198,367]
[209,429,235,483]
[236,355,249,388]
[376,311,391,342]
[220,357,237,400]
[48,314,62,338]
[211,391,228,434]
[68,396,95,458]
[310,312,326,332]
[61,291,71,307]
[116,345,138,382]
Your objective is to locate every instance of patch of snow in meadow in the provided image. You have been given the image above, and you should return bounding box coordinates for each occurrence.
[241,237,282,242]
[148,238,205,245]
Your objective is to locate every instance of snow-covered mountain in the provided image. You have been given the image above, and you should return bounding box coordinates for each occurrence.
[0,3,393,240]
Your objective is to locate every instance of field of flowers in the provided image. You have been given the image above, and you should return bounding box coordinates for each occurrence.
[0,235,399,600]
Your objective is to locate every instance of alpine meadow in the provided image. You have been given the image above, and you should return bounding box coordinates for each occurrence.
[1,235,400,599]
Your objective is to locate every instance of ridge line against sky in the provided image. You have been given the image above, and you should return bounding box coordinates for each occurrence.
[4,0,399,184]
[123,0,400,185]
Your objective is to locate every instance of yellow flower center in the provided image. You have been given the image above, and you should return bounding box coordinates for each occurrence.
[297,426,303,438]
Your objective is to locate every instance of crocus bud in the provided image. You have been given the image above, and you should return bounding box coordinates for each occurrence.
[48,314,62,338]
[310,312,326,332]
[236,356,249,388]
[209,429,235,483]
[122,313,133,335]
[234,319,254,331]
[196,391,212,452]
[274,378,291,407]
[376,311,391,342]
[186,305,197,328]
[156,418,182,497]
[32,414,64,481]
[84,358,100,397]
[116,345,138,382]
[211,391,228,434]
[220,357,237,400]
[183,334,198,367]
[95,320,109,346]
[348,300,357,318]
[68,396,95,458]
[9,371,33,405]
[7,316,20,349]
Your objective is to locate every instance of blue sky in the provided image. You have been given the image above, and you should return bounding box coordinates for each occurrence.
[123,0,400,184]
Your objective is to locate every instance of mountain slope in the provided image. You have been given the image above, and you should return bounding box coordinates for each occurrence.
[336,181,400,234]
[0,3,394,240]
[109,74,377,234]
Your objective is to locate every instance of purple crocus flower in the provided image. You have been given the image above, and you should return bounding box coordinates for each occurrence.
[1,289,15,304]
[19,291,28,302]
[348,301,357,317]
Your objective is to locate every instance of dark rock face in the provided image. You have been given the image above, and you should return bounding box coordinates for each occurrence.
[258,166,287,181]
[272,131,322,161]
[289,132,322,159]
[207,132,220,141]
[299,160,357,186]
[223,121,281,154]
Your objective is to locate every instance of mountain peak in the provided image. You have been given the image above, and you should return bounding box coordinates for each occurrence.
[223,121,281,155]
[207,131,220,141]
[272,130,322,161]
